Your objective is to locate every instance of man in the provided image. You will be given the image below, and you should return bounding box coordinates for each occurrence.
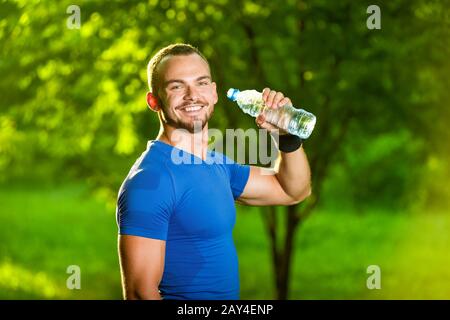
[116,43,311,300]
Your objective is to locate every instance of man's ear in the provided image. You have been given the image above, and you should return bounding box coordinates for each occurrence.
[212,82,218,105]
[146,92,160,112]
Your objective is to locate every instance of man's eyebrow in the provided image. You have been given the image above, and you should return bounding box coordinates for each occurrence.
[164,76,211,87]
[196,76,211,81]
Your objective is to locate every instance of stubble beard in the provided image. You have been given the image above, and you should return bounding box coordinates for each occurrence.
[162,103,213,134]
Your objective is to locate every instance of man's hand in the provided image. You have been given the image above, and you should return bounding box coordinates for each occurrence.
[236,87,312,206]
[255,87,292,135]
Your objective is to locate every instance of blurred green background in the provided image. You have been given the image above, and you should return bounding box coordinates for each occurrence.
[0,0,449,299]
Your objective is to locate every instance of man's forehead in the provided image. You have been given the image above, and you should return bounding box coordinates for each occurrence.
[159,54,211,79]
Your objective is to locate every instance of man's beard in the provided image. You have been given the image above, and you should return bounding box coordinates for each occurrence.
[161,102,213,133]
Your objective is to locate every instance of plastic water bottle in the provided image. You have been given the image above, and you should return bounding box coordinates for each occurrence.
[226,88,316,139]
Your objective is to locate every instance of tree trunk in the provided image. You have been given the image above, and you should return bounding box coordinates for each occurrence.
[263,205,300,299]
[276,205,299,299]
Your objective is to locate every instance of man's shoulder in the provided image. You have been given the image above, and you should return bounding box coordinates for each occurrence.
[122,141,174,189]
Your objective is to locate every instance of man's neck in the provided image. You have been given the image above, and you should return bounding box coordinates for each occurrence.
[156,123,209,160]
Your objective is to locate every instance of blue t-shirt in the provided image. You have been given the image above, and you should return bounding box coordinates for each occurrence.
[116,140,250,300]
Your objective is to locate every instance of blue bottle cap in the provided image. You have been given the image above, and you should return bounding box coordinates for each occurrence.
[226,88,240,101]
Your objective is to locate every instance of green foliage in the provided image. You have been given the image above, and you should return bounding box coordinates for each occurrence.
[1,0,448,209]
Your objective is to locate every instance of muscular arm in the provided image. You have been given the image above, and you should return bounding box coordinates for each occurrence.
[236,87,312,206]
[275,144,312,201]
[118,235,165,300]
[237,146,311,206]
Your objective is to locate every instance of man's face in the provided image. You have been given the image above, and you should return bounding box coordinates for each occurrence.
[157,54,218,133]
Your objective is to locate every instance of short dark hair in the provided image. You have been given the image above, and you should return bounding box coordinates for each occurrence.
[147,43,209,98]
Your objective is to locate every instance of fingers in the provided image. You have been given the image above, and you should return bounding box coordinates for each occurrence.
[262,88,270,100]
[279,97,292,107]
[256,115,278,132]
[267,91,281,108]
[262,88,290,109]
[255,113,265,126]
[255,102,291,134]
[266,91,276,107]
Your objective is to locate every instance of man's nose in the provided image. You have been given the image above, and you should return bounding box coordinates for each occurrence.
[184,85,200,101]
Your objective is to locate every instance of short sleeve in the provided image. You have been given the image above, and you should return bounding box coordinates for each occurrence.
[223,156,251,200]
[116,166,175,240]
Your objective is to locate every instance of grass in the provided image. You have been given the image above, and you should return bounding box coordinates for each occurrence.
[237,207,450,299]
[0,183,121,299]
[0,183,449,299]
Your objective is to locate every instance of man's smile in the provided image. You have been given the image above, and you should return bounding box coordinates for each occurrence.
[177,104,206,115]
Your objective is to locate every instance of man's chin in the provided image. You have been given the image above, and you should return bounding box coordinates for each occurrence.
[165,117,207,133]
[183,120,207,133]
[164,110,213,133]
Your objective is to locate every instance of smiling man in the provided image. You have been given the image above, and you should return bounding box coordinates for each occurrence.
[116,43,312,300]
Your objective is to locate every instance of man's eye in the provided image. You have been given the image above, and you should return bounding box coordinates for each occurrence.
[199,82,209,86]
[170,85,182,90]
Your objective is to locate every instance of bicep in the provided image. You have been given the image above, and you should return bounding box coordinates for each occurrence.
[236,166,299,206]
[118,235,166,299]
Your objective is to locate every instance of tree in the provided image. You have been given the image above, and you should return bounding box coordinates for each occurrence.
[1,0,448,299]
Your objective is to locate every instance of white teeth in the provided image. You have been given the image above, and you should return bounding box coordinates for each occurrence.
[183,105,203,112]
